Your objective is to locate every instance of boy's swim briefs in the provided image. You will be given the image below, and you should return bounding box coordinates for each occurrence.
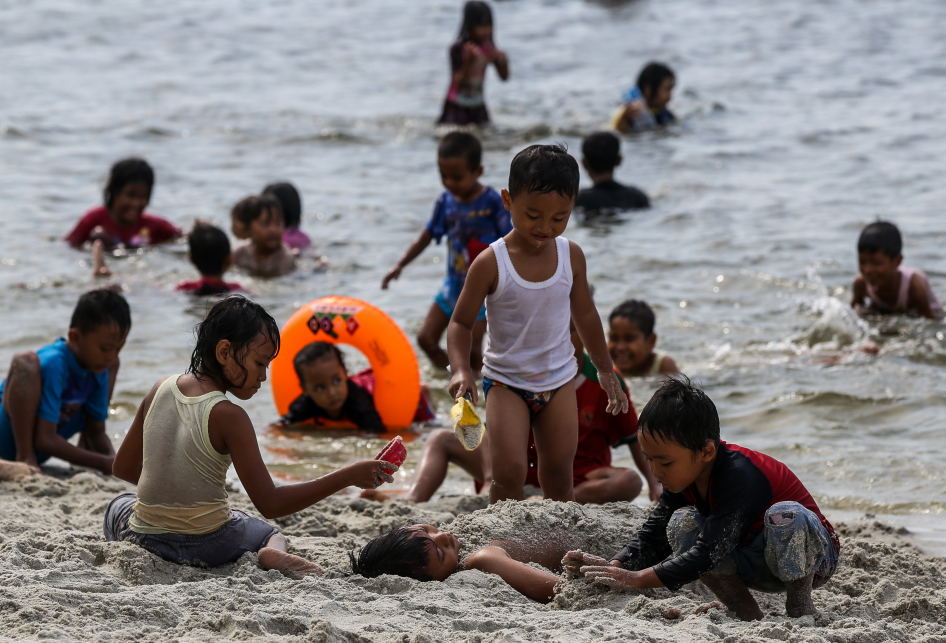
[103,493,279,568]
[434,291,486,322]
[482,378,562,417]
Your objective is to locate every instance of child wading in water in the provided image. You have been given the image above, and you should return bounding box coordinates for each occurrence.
[231,195,296,277]
[437,1,509,126]
[106,296,397,577]
[448,144,629,504]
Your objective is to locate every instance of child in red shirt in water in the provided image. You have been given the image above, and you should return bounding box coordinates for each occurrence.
[66,158,181,249]
[361,324,661,504]
[175,224,244,296]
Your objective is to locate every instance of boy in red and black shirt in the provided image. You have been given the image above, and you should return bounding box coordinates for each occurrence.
[565,378,839,621]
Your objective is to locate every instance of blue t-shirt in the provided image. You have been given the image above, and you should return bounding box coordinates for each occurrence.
[425,186,512,307]
[0,338,110,462]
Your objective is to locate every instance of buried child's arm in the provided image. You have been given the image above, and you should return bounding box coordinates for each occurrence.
[568,241,628,415]
[447,248,497,405]
[464,547,561,603]
[382,230,433,289]
[214,402,397,519]
[113,379,165,484]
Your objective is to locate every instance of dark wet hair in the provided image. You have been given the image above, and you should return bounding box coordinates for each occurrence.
[610,300,656,337]
[189,224,231,276]
[637,62,675,102]
[438,131,482,172]
[187,295,280,389]
[638,376,719,453]
[263,182,302,229]
[858,220,902,259]
[231,195,283,228]
[70,289,132,337]
[458,1,493,41]
[582,131,621,175]
[349,526,434,582]
[293,341,346,384]
[507,144,579,201]
[104,158,154,208]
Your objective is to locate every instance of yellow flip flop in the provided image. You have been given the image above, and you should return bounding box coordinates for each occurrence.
[451,392,485,450]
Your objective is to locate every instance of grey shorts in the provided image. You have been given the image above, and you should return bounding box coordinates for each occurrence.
[668,501,839,593]
[103,492,279,568]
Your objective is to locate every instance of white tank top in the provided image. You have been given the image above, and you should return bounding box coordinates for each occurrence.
[482,236,577,392]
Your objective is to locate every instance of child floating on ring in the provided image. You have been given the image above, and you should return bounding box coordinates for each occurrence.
[437,1,509,126]
[851,220,942,319]
[107,296,398,577]
[270,342,433,433]
[564,377,840,622]
[382,132,511,371]
[611,62,676,133]
[447,144,629,504]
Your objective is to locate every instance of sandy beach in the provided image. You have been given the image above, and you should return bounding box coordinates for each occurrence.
[1,471,943,642]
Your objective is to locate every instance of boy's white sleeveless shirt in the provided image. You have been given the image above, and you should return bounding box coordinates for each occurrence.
[481,236,578,392]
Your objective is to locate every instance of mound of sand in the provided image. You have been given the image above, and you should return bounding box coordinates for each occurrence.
[1,472,945,642]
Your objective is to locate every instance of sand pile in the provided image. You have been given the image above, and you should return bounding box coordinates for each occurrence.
[2,472,945,642]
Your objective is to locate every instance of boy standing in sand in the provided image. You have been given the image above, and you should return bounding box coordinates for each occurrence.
[0,289,129,474]
[382,132,511,371]
[851,220,942,319]
[565,378,839,621]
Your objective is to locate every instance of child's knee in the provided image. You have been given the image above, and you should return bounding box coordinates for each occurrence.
[667,506,703,555]
[763,502,832,583]
[428,428,458,452]
[416,328,441,353]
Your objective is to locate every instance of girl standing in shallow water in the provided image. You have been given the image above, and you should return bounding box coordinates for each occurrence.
[106,296,397,578]
[438,1,509,126]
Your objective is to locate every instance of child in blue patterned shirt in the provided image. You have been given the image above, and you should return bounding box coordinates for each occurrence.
[382,131,511,370]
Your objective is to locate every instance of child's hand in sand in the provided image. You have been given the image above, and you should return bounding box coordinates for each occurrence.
[579,564,642,592]
[562,551,612,577]
[344,460,398,490]
[597,371,629,415]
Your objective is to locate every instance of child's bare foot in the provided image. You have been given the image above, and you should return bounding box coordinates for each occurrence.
[360,488,395,503]
[785,574,816,617]
[0,460,37,481]
[92,240,113,278]
[258,547,324,580]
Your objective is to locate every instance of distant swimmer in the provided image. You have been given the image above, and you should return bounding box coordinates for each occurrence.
[437,1,509,126]
[263,181,310,252]
[175,223,244,296]
[382,132,511,371]
[608,300,679,378]
[852,220,943,320]
[66,157,182,250]
[611,62,677,133]
[230,194,296,277]
[575,132,650,213]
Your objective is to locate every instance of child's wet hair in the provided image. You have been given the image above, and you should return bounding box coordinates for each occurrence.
[858,220,901,258]
[349,526,435,582]
[638,376,720,452]
[507,144,579,201]
[582,132,622,175]
[610,300,656,337]
[70,289,132,337]
[636,62,675,100]
[188,295,280,389]
[189,224,231,276]
[231,195,284,228]
[458,1,493,41]
[104,158,154,208]
[262,182,302,230]
[293,341,346,384]
[438,131,482,172]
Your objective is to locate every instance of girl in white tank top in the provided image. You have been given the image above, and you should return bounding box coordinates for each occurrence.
[445,144,629,505]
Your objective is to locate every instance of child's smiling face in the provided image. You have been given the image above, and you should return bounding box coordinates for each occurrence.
[299,355,349,418]
[858,250,902,290]
[608,316,656,375]
[249,206,285,254]
[438,156,483,203]
[109,181,151,227]
[501,189,573,250]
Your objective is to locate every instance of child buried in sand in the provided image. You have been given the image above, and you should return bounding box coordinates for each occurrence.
[270,341,433,433]
[447,144,628,504]
[106,296,398,577]
[563,377,840,621]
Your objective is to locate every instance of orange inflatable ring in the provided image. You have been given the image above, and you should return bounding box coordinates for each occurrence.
[271,296,421,431]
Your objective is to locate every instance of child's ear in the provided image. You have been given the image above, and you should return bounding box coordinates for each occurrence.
[646,333,657,352]
[214,339,232,366]
[223,254,233,273]
[67,328,81,344]
[474,165,484,179]
[615,154,623,168]
[501,188,513,212]
[581,158,590,172]
[893,254,903,269]
[700,440,717,462]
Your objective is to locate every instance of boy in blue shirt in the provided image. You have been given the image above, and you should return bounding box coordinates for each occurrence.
[382,132,511,370]
[0,289,130,474]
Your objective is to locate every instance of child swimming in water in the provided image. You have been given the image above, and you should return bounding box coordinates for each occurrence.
[851,220,943,319]
[271,342,433,433]
[575,132,650,213]
[608,300,678,377]
[66,158,182,249]
[106,296,397,577]
[175,223,244,296]
[263,182,311,252]
[447,144,629,504]
[611,62,676,133]
[437,1,509,126]
[382,132,511,371]
[564,378,840,621]
[231,195,296,277]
